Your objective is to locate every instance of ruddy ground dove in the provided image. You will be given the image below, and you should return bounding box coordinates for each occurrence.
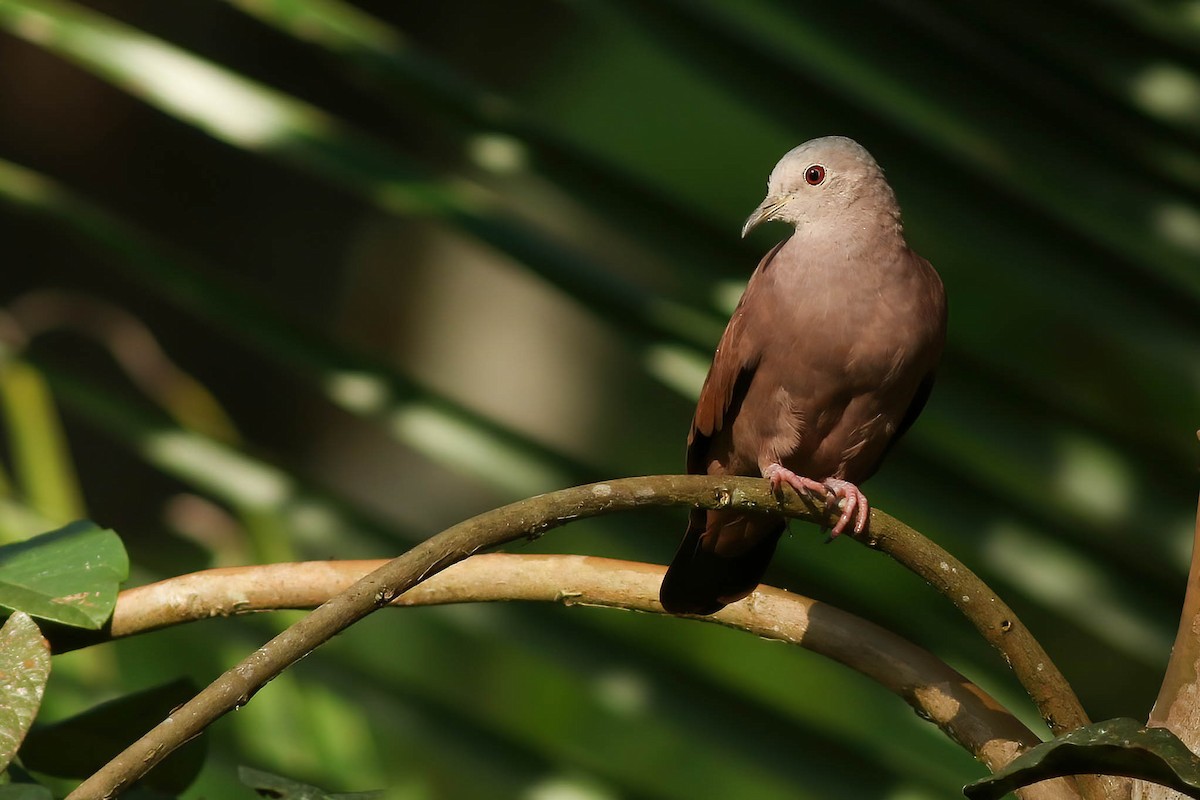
[659,136,947,615]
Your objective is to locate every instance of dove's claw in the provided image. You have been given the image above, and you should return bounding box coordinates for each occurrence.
[822,478,870,538]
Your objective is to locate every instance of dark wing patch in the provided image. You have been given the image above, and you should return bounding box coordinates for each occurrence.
[883,250,947,454]
[893,370,935,443]
[685,240,786,475]
[687,362,756,475]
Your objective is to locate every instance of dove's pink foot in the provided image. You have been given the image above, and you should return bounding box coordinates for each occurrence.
[763,465,870,538]
[764,463,826,499]
[821,478,869,538]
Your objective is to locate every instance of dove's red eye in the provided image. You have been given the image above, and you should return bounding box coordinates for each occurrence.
[805,165,826,185]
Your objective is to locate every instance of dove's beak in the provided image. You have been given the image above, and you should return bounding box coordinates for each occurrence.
[741,197,789,238]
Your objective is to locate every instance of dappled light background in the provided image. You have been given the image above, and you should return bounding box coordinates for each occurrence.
[1,1,1199,798]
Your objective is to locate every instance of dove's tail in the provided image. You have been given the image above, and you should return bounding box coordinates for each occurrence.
[659,509,786,615]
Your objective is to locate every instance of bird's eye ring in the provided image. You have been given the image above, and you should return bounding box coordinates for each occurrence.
[805,165,826,186]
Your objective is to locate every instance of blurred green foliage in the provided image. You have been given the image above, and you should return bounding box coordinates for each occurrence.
[0,1,1197,797]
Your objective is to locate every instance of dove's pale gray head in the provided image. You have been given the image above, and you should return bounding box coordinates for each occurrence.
[741,136,902,239]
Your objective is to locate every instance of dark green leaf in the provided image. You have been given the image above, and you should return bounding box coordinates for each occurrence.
[964,718,1200,799]
[0,613,49,772]
[0,784,53,799]
[0,762,42,785]
[20,679,204,794]
[0,521,128,629]
[238,766,382,800]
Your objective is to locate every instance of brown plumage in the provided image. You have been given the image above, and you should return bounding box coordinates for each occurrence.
[659,136,947,616]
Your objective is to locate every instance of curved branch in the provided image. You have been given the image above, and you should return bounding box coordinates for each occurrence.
[68,475,1084,799]
[77,555,1041,768]
[79,554,1078,800]
[860,508,1088,734]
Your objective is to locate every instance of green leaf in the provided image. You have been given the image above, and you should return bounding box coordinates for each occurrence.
[20,679,204,794]
[0,612,50,773]
[964,718,1200,799]
[0,520,127,628]
[238,766,382,799]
